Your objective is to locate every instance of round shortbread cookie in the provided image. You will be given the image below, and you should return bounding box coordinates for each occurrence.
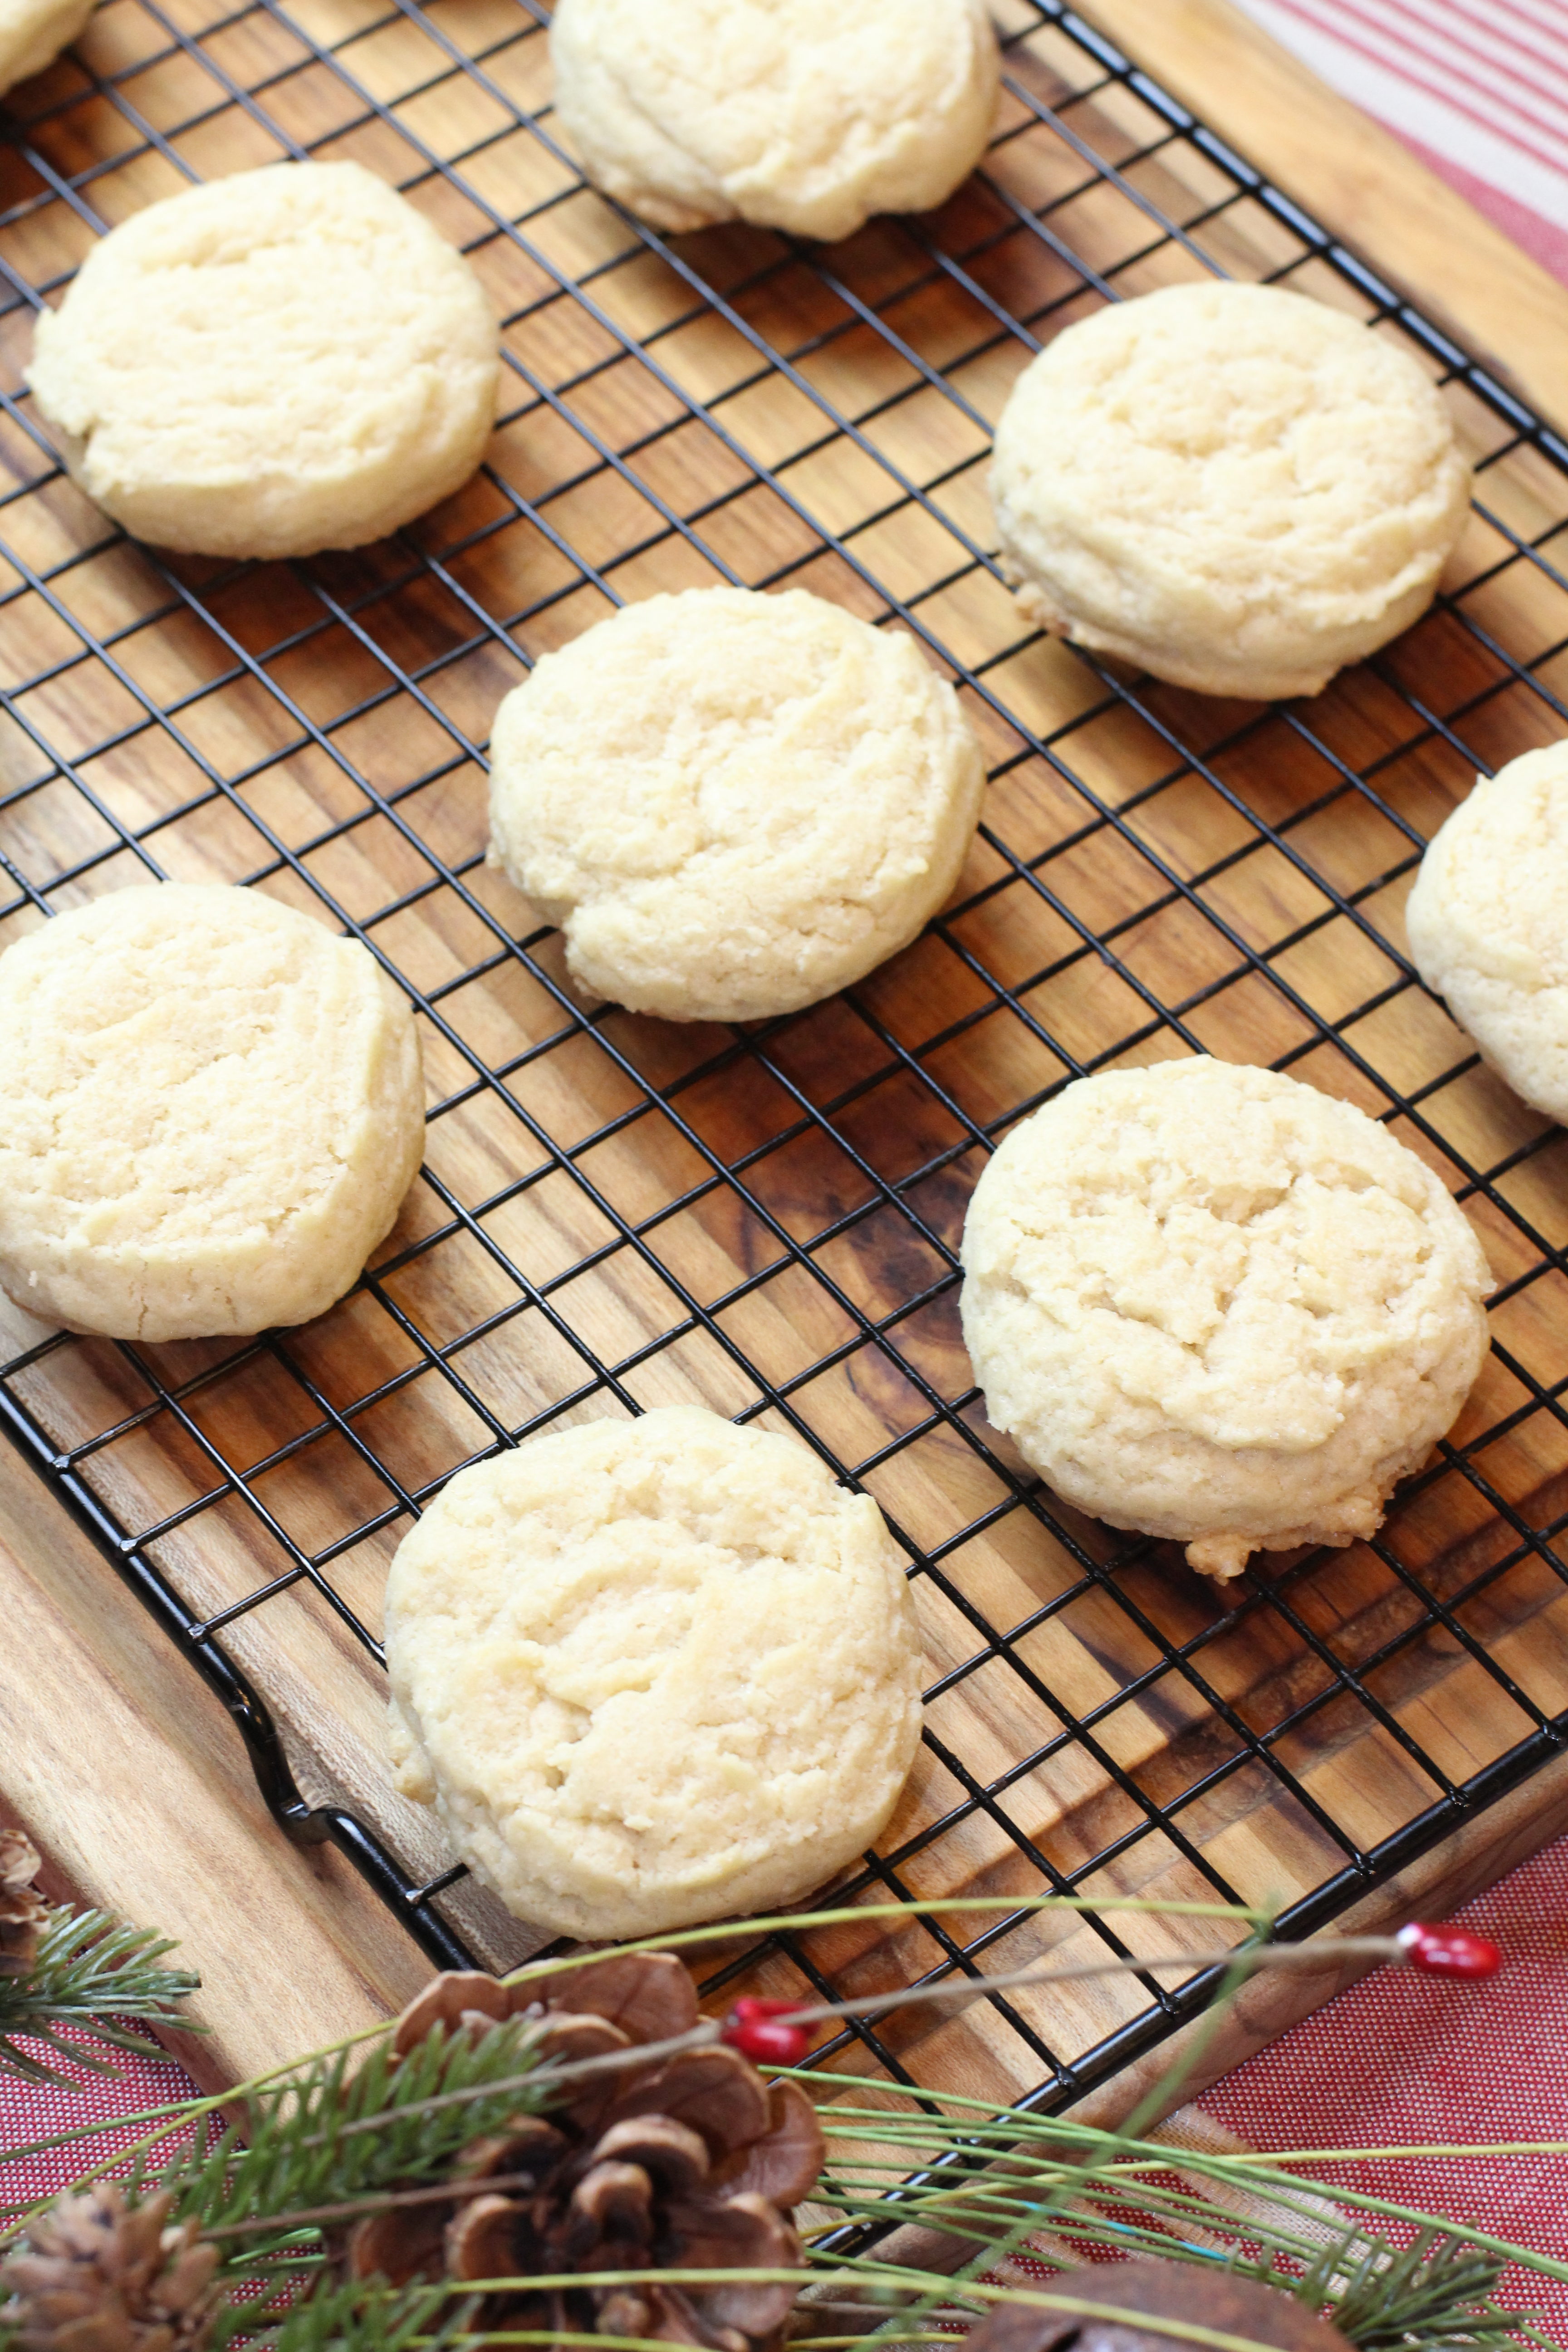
[0,884,425,1343]
[1406,742,1568,1127]
[487,588,986,1023]
[0,0,94,95]
[959,1058,1492,1580]
[384,1406,926,1940]
[549,0,1000,243]
[26,161,499,560]
[990,281,1472,701]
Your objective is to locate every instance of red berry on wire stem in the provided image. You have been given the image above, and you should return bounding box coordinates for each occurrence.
[720,1995,813,2065]
[1396,1921,1502,1979]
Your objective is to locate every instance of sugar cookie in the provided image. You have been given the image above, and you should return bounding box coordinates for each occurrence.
[0,0,93,94]
[384,1406,926,1939]
[959,1058,1491,1579]
[27,161,499,560]
[990,281,1472,701]
[549,0,1000,243]
[1406,742,1568,1126]
[0,883,425,1342]
[487,588,986,1023]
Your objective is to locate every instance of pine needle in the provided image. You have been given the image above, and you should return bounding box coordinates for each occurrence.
[804,2107,1534,2351]
[212,2274,475,2352]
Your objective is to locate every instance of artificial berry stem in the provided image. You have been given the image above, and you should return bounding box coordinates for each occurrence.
[714,1918,1500,2065]
[514,1917,1504,2099]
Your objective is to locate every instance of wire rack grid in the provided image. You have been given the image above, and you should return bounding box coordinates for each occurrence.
[3,0,1568,2131]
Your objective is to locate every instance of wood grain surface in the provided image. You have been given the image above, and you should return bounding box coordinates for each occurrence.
[2,0,1568,2111]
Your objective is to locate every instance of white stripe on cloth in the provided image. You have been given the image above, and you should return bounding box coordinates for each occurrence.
[1373,0,1568,113]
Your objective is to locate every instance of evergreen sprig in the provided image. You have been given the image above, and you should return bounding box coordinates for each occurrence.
[1298,2228,1519,2350]
[0,1905,201,2087]
[167,2018,552,2260]
[1,1886,1563,2352]
[806,2095,1542,2351]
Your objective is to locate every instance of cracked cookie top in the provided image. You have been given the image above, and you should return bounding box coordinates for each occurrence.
[959,1056,1492,1578]
[385,1404,925,1939]
[486,587,985,1024]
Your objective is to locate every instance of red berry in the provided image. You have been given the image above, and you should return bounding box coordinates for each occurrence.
[720,2000,813,2066]
[1396,1922,1502,1980]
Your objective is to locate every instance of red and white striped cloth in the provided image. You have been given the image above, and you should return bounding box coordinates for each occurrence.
[1232,0,1568,284]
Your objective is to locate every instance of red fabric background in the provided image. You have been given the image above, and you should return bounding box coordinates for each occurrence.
[0,2029,207,2211]
[1196,1835,1568,2337]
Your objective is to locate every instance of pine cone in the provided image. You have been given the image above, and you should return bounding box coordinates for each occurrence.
[0,2186,220,2352]
[0,1829,49,1979]
[349,1957,824,2352]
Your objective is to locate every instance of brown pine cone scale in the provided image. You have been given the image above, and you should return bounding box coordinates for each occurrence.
[0,1828,50,1979]
[962,2259,1357,2352]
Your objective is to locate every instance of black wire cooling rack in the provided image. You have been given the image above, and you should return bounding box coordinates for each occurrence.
[5,0,1568,2128]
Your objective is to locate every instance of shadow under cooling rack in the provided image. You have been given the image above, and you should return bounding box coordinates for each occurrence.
[4,0,1568,2122]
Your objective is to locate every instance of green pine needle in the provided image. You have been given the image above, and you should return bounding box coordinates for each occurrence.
[0,1906,201,2087]
[1311,2228,1522,2349]
[805,2108,1534,2352]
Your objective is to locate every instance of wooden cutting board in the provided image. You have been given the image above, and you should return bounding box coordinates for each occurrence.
[5,0,1568,2107]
